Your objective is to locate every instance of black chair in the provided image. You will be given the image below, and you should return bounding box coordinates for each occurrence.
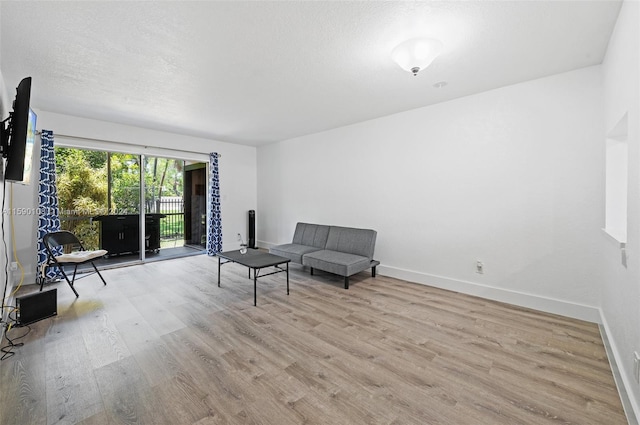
[41,230,108,297]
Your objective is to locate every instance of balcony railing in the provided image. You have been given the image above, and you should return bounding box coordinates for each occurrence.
[59,196,187,251]
[149,197,185,244]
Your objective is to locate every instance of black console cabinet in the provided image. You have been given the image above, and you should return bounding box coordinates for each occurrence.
[92,214,166,256]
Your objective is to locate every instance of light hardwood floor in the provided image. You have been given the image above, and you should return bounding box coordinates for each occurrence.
[0,254,628,425]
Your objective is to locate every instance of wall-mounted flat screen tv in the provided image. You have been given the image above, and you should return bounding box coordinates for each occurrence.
[2,77,35,184]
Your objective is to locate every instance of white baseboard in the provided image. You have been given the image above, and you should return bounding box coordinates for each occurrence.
[377,265,601,323]
[258,240,600,322]
[599,312,640,425]
[256,240,275,249]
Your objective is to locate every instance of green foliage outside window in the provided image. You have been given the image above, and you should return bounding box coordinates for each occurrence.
[110,153,142,213]
[56,148,108,249]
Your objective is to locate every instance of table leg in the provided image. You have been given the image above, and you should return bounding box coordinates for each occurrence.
[254,268,258,306]
[218,256,221,287]
[286,262,289,295]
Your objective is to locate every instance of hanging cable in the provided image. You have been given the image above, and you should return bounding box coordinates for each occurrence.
[0,306,30,361]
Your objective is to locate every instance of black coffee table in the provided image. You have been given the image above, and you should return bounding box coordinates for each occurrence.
[216,249,290,306]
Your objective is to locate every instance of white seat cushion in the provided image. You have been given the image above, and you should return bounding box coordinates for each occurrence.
[54,249,108,263]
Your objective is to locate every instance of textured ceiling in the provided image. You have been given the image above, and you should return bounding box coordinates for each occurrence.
[0,1,622,146]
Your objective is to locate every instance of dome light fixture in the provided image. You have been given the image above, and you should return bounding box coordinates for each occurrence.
[391,37,443,76]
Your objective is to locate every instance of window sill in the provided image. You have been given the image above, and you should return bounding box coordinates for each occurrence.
[601,227,626,247]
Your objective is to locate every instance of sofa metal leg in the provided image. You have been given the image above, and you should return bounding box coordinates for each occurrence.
[372,266,377,278]
[310,267,314,276]
[344,276,349,289]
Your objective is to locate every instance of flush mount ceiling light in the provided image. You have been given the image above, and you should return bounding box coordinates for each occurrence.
[391,37,443,76]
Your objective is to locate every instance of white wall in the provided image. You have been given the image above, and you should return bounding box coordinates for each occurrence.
[0,10,15,320]
[8,111,257,286]
[258,66,605,322]
[601,0,640,418]
[4,135,40,291]
[0,74,8,120]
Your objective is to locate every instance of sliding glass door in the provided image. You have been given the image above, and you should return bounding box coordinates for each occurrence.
[96,153,143,263]
[143,156,205,262]
[56,148,143,266]
[55,147,207,270]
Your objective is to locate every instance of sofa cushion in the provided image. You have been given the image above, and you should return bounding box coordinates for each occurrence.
[325,226,377,259]
[292,223,330,248]
[269,243,323,264]
[303,249,372,277]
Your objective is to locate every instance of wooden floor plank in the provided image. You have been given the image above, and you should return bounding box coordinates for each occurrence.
[93,355,170,425]
[44,335,104,425]
[0,352,47,425]
[79,306,132,370]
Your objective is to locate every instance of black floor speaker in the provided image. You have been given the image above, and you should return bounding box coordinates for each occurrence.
[16,289,57,326]
[248,210,256,249]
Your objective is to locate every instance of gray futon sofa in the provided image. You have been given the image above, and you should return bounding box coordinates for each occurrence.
[270,222,380,289]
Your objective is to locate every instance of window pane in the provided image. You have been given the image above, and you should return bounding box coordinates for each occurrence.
[54,147,108,250]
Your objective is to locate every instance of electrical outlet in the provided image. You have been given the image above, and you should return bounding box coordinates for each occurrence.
[634,351,640,384]
[476,260,484,274]
[9,262,17,271]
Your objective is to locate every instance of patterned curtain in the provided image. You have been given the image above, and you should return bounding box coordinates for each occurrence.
[37,130,62,280]
[206,152,223,255]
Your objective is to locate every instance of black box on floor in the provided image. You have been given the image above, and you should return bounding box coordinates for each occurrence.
[16,289,57,325]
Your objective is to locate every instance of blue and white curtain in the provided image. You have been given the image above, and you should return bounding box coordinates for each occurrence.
[37,130,62,280]
[206,152,223,255]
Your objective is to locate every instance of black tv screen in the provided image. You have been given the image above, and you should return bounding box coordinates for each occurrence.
[4,77,33,182]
